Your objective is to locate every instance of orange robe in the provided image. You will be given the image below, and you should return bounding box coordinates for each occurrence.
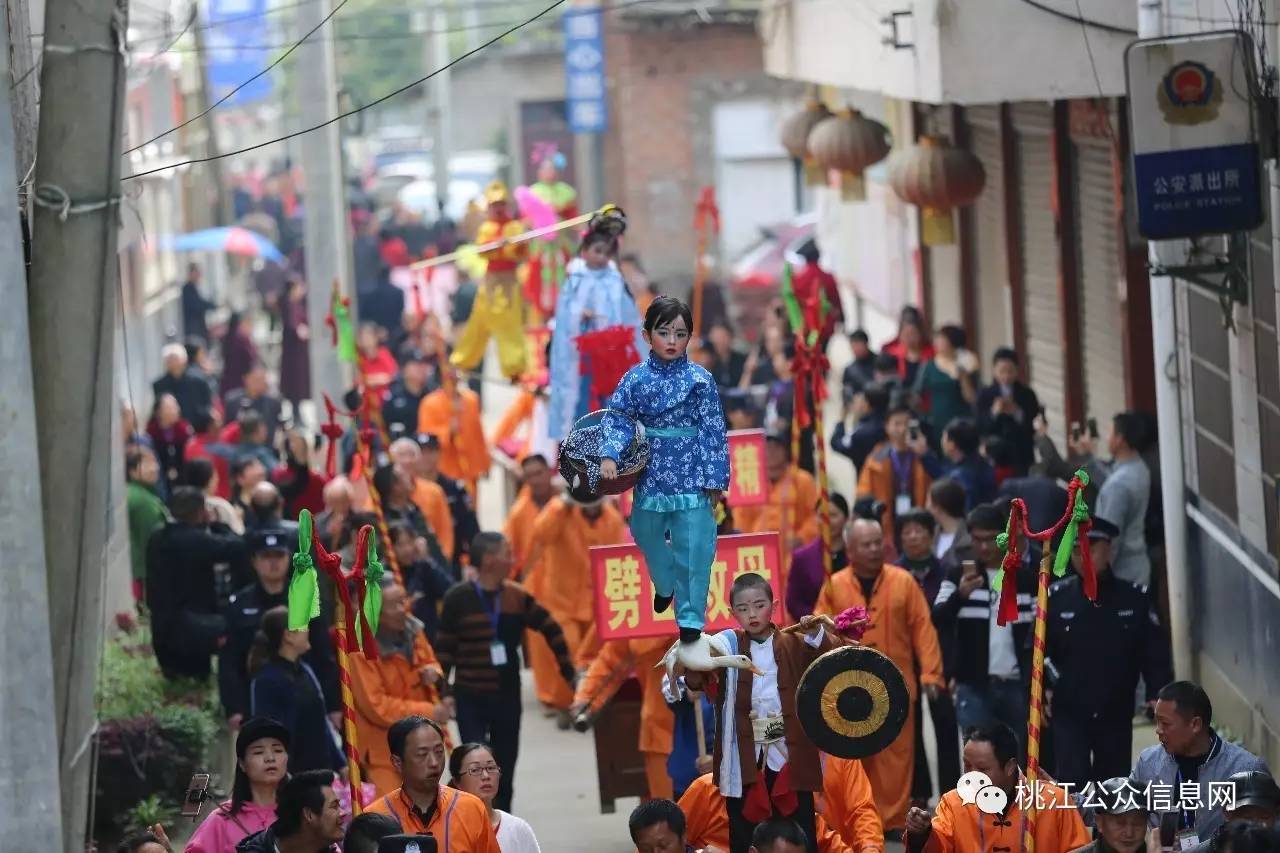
[814,565,944,831]
[416,387,489,488]
[349,629,444,794]
[679,773,853,853]
[574,637,674,800]
[409,476,454,562]
[926,781,1089,853]
[368,786,500,853]
[735,465,821,547]
[530,496,625,659]
[855,444,932,544]
[821,757,884,853]
[504,491,568,707]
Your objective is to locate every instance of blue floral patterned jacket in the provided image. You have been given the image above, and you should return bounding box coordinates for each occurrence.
[600,354,730,511]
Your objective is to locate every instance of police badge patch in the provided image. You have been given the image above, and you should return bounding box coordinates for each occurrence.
[1157,60,1224,125]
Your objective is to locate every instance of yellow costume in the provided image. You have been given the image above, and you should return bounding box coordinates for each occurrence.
[450,181,528,379]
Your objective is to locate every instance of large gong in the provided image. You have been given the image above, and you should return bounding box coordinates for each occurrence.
[795,645,910,759]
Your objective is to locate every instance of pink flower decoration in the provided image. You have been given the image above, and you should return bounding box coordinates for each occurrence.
[833,606,870,640]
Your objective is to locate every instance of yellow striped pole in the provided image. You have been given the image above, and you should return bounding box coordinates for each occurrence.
[812,386,833,577]
[333,597,364,814]
[1024,548,1053,853]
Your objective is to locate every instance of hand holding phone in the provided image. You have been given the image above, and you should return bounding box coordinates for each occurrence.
[181,772,211,819]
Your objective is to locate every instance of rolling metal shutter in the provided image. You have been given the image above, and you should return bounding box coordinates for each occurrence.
[965,105,1011,365]
[1011,101,1067,448]
[1073,116,1128,428]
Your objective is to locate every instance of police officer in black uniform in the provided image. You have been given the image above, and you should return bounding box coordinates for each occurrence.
[218,528,341,729]
[1046,515,1173,786]
[417,432,478,569]
[383,349,438,439]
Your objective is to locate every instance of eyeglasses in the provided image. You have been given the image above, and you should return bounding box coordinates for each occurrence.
[462,764,500,778]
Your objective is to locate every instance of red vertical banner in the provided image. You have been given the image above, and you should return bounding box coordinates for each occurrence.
[726,429,767,507]
[592,532,784,641]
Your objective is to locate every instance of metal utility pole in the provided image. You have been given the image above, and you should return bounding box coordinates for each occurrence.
[296,0,353,411]
[425,0,452,214]
[26,0,128,843]
[0,11,64,848]
[1138,0,1192,680]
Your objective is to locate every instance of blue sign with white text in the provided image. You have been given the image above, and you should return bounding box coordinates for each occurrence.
[563,7,607,134]
[204,0,273,105]
[1133,143,1262,239]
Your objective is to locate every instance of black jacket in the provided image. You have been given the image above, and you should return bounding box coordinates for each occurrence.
[250,657,346,773]
[405,559,457,643]
[1046,572,1172,720]
[146,521,250,678]
[831,416,886,472]
[382,377,433,439]
[153,370,214,421]
[898,554,954,676]
[434,474,479,566]
[182,279,215,342]
[236,828,338,853]
[932,551,1038,686]
[219,582,340,718]
[841,353,877,398]
[975,381,1041,472]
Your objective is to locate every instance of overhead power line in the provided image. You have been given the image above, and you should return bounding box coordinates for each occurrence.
[123,0,568,180]
[125,0,353,153]
[1013,0,1137,36]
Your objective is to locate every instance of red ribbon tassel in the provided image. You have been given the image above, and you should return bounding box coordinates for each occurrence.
[351,527,381,659]
[314,537,360,654]
[996,501,1025,626]
[789,341,831,429]
[1077,516,1099,601]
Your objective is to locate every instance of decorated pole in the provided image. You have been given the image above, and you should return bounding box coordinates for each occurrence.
[288,511,383,815]
[408,208,599,271]
[333,595,365,813]
[1023,548,1053,853]
[691,187,719,339]
[992,469,1097,853]
[812,387,833,577]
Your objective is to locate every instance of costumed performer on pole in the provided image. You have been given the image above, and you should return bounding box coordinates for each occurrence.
[598,295,729,668]
[524,146,579,318]
[548,206,646,440]
[450,180,528,381]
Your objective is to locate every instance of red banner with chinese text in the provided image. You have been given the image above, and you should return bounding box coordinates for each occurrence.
[726,429,767,507]
[591,532,784,640]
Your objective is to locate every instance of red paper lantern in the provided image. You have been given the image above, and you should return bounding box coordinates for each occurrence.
[887,135,986,244]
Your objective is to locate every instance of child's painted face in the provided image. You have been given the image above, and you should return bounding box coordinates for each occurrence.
[732,589,776,636]
[644,315,691,362]
[583,240,611,269]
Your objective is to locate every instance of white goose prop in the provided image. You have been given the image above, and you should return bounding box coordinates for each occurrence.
[658,632,764,685]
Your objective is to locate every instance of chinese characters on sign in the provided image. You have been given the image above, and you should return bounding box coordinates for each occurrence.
[727,429,767,508]
[1013,779,1237,812]
[592,533,784,640]
[563,5,607,134]
[1126,32,1263,238]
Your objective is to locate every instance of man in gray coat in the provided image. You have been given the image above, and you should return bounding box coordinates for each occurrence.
[1132,681,1271,844]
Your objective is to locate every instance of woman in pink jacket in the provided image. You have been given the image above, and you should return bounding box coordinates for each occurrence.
[185,718,289,853]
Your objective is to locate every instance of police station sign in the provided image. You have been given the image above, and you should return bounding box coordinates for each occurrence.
[1125,31,1264,239]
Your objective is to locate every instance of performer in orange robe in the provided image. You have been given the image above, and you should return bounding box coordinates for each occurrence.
[735,434,821,550]
[488,382,555,466]
[820,756,884,853]
[502,455,563,710]
[679,773,854,853]
[570,636,674,800]
[348,583,447,794]
[815,518,945,832]
[856,408,932,545]
[416,370,489,493]
[529,493,626,701]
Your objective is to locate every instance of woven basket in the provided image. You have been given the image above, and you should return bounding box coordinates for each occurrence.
[557,409,650,499]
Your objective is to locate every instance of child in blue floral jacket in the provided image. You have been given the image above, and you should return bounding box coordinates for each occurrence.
[599,296,730,650]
